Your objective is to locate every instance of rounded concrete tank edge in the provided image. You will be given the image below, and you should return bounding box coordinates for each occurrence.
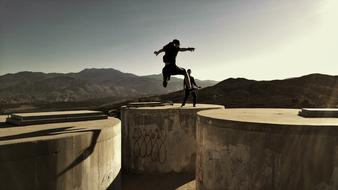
[0,117,122,190]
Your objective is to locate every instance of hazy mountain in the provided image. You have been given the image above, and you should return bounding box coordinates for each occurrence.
[151,74,338,108]
[0,68,217,105]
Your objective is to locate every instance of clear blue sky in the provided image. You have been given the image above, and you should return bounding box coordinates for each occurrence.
[0,0,337,80]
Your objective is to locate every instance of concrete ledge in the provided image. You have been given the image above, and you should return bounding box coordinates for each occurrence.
[126,102,173,107]
[121,103,224,174]
[196,109,338,190]
[0,115,121,190]
[299,108,338,118]
[6,110,108,126]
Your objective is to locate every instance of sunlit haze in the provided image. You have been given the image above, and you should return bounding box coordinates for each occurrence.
[0,0,337,80]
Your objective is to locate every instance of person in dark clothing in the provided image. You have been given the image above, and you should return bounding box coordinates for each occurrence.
[181,69,201,107]
[154,39,195,89]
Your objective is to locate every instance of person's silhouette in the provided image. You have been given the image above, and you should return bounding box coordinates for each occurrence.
[154,39,195,89]
[181,69,201,107]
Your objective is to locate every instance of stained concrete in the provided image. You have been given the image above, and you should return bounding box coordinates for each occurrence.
[121,103,224,174]
[197,108,338,190]
[0,115,121,190]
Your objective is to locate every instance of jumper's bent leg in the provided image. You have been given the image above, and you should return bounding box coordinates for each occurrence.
[162,67,169,88]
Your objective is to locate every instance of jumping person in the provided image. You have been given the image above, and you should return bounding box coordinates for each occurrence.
[181,69,201,107]
[154,39,195,89]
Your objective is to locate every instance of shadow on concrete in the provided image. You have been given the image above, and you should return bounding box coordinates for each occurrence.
[57,129,101,177]
[0,126,83,141]
[120,172,195,190]
[0,124,102,181]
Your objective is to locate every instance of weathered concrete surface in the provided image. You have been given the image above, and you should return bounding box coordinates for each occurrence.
[0,115,121,190]
[121,103,224,174]
[197,108,338,190]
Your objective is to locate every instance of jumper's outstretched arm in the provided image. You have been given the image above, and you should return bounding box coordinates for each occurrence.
[179,47,195,52]
[154,49,164,56]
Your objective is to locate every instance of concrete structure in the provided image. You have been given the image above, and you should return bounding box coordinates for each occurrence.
[126,102,173,107]
[299,108,338,118]
[121,103,224,174]
[0,114,121,190]
[197,108,338,190]
[6,110,108,126]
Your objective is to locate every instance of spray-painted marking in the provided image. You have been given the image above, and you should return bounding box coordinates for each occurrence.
[132,127,167,163]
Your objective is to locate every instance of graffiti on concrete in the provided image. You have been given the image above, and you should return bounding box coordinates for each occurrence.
[132,127,167,163]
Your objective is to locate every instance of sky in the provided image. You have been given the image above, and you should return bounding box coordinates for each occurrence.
[0,0,337,80]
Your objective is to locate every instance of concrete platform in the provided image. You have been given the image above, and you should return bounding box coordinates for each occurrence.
[6,110,107,126]
[200,108,338,127]
[299,108,338,118]
[121,103,224,174]
[196,109,338,190]
[0,114,121,190]
[126,102,173,107]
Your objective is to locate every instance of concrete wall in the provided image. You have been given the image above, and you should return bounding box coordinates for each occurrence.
[196,109,338,190]
[0,117,121,190]
[121,104,223,174]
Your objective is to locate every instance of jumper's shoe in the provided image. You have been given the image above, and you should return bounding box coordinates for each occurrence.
[163,80,168,87]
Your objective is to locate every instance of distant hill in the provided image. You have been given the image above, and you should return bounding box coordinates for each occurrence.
[149,74,338,108]
[0,68,218,105]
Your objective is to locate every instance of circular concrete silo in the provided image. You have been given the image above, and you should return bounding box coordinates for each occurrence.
[121,103,224,174]
[197,108,338,190]
[0,111,121,190]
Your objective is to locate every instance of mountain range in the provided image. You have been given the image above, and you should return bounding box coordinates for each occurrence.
[150,73,338,108]
[1,69,337,114]
[0,68,217,105]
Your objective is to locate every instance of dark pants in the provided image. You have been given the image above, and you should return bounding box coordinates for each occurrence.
[162,63,192,89]
[162,63,186,81]
[182,89,197,107]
